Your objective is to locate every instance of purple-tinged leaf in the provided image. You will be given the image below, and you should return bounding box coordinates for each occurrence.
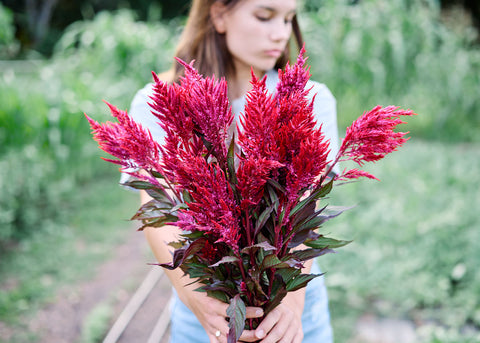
[227,294,246,343]
[291,248,334,261]
[241,241,276,255]
[209,256,239,267]
[159,237,207,270]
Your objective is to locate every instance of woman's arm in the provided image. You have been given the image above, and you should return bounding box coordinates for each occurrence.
[140,190,263,343]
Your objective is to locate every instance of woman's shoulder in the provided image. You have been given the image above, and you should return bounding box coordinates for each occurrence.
[133,69,175,99]
[306,79,336,104]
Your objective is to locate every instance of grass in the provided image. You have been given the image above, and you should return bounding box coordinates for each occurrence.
[0,170,139,341]
[317,140,480,342]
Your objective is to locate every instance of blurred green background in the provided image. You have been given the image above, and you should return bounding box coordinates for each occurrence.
[0,0,479,342]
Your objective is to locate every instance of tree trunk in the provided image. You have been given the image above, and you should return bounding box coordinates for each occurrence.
[25,0,59,48]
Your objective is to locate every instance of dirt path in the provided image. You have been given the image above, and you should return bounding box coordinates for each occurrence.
[27,229,172,343]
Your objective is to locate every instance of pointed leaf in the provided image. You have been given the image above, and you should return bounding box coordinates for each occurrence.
[275,267,301,284]
[241,241,276,255]
[122,180,155,189]
[254,206,275,236]
[260,254,283,270]
[290,179,334,217]
[210,256,239,267]
[286,273,321,292]
[291,248,334,261]
[304,236,352,249]
[227,294,246,343]
[150,170,165,179]
[159,237,207,270]
[227,133,237,183]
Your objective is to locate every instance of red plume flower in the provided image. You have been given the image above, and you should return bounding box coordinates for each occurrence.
[85,102,164,189]
[334,105,416,180]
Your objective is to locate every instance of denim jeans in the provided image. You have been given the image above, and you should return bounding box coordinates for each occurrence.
[169,261,333,342]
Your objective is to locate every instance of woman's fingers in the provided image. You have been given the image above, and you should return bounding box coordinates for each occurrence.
[250,304,302,343]
[245,306,264,319]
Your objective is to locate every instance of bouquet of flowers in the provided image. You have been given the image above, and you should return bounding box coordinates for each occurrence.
[86,49,415,342]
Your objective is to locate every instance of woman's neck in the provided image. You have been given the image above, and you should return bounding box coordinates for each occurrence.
[227,67,265,101]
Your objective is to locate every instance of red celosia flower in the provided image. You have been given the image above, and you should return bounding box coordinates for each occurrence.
[332,105,416,180]
[236,156,283,209]
[152,59,233,169]
[237,73,281,162]
[337,168,378,181]
[173,156,240,249]
[85,102,164,188]
[276,46,310,101]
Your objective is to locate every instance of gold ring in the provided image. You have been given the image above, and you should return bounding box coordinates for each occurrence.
[215,330,221,337]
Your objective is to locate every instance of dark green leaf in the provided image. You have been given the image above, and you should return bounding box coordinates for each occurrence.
[304,236,352,249]
[122,180,155,189]
[260,254,283,270]
[254,206,275,236]
[266,179,286,193]
[290,179,334,217]
[146,188,172,202]
[265,183,280,213]
[150,170,165,179]
[227,294,246,343]
[182,190,193,203]
[275,267,301,284]
[291,248,335,261]
[206,290,230,303]
[291,201,316,227]
[227,133,237,184]
[286,273,321,292]
[159,237,207,270]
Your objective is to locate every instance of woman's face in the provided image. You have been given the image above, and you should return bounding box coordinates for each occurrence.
[212,0,297,77]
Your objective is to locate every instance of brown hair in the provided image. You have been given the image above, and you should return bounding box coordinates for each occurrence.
[172,0,304,82]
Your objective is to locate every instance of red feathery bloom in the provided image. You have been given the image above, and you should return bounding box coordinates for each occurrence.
[177,59,233,167]
[276,46,310,101]
[337,105,415,165]
[336,168,379,181]
[85,102,162,175]
[174,156,240,249]
[237,72,281,162]
[333,105,416,180]
[236,156,283,209]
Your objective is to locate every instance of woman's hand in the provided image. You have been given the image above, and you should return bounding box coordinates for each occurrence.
[181,287,264,343]
[239,288,306,343]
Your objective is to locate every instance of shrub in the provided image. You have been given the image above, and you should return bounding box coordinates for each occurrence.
[0,3,19,58]
[0,10,177,245]
[303,0,480,142]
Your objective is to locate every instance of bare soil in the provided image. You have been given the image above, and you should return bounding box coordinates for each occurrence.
[16,229,171,343]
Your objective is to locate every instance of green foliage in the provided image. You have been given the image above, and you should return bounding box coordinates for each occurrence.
[81,302,114,343]
[303,0,480,142]
[0,10,177,245]
[320,140,480,342]
[0,175,138,329]
[54,9,177,83]
[0,3,18,58]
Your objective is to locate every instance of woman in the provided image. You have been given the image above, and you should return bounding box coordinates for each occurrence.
[126,0,338,342]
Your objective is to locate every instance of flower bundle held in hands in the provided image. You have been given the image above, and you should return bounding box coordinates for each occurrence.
[86,49,415,342]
